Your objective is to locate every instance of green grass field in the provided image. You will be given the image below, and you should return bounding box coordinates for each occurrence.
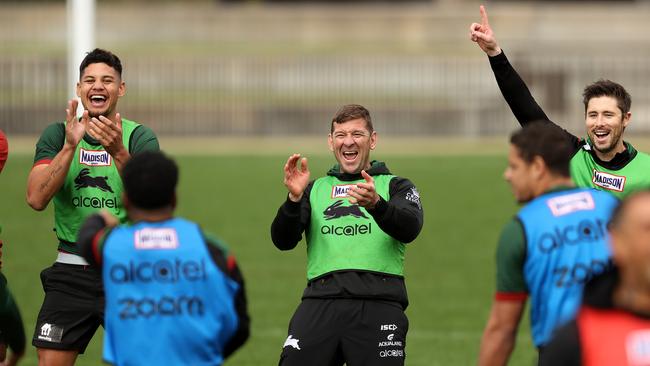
[0,152,538,365]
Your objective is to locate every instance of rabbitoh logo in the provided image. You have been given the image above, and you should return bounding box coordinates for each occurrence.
[323,200,368,220]
[74,168,114,193]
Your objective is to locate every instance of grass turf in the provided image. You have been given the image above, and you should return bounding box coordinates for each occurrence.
[0,153,537,365]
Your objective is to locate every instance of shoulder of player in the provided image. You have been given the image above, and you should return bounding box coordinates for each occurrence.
[127,123,159,154]
[33,122,66,165]
[39,122,66,142]
[630,149,650,164]
[201,231,243,276]
[387,176,416,190]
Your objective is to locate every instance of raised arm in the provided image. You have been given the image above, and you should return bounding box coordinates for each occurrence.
[469,6,552,126]
[26,100,88,211]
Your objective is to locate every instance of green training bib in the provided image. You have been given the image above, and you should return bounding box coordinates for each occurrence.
[306,174,405,280]
[53,119,139,253]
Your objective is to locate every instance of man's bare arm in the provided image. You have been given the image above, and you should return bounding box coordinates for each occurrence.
[26,99,87,211]
[478,300,526,366]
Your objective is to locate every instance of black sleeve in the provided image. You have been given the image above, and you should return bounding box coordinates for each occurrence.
[366,177,423,243]
[539,320,582,366]
[270,182,314,251]
[488,51,582,148]
[77,214,108,268]
[489,51,550,126]
[0,273,26,355]
[202,235,250,359]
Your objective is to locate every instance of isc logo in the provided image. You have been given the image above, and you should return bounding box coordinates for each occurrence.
[380,324,398,331]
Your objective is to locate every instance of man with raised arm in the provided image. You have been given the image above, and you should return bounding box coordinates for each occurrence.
[26,49,158,366]
[469,5,650,198]
[271,104,423,365]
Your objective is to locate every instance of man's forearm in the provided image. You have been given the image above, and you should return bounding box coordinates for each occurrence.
[368,197,422,243]
[367,178,423,243]
[270,198,305,251]
[78,214,108,267]
[478,327,516,366]
[111,148,130,174]
[26,144,76,210]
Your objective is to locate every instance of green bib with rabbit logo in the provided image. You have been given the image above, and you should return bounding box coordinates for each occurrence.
[53,119,140,254]
[306,174,405,280]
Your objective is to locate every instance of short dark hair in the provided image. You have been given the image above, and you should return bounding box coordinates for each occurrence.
[123,151,178,210]
[583,79,631,115]
[510,121,573,177]
[79,48,123,78]
[331,104,374,133]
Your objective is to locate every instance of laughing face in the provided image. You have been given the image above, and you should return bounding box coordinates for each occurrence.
[76,62,125,118]
[328,118,377,174]
[585,96,630,161]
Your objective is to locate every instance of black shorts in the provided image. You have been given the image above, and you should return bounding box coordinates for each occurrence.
[279,298,408,366]
[32,262,104,353]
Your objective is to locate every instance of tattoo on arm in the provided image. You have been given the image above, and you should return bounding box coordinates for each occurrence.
[38,164,64,192]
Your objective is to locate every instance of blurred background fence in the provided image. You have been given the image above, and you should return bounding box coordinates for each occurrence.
[3,1,650,137]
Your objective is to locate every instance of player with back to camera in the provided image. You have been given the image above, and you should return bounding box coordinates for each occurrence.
[76,151,250,366]
[541,190,650,365]
[479,123,619,365]
[26,48,159,366]
[469,5,650,198]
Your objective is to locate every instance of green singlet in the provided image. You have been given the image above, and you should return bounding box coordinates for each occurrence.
[306,174,405,280]
[53,119,139,254]
[570,142,650,198]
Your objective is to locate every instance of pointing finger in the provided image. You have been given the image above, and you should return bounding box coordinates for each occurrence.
[361,170,374,183]
[480,5,490,27]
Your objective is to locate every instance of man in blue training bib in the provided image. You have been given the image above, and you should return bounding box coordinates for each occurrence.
[478,123,619,365]
[77,151,249,366]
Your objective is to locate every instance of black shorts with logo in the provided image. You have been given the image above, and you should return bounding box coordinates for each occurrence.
[279,298,408,366]
[32,262,104,353]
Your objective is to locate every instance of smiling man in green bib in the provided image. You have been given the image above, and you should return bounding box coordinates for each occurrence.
[26,48,158,366]
[469,5,650,198]
[271,104,424,366]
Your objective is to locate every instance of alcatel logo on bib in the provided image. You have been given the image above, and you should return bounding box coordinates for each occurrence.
[592,170,626,192]
[79,148,111,166]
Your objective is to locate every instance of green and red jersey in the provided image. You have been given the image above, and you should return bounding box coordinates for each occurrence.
[33,120,159,254]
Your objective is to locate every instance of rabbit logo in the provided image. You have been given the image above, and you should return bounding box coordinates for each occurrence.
[74,168,114,193]
[323,200,368,220]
